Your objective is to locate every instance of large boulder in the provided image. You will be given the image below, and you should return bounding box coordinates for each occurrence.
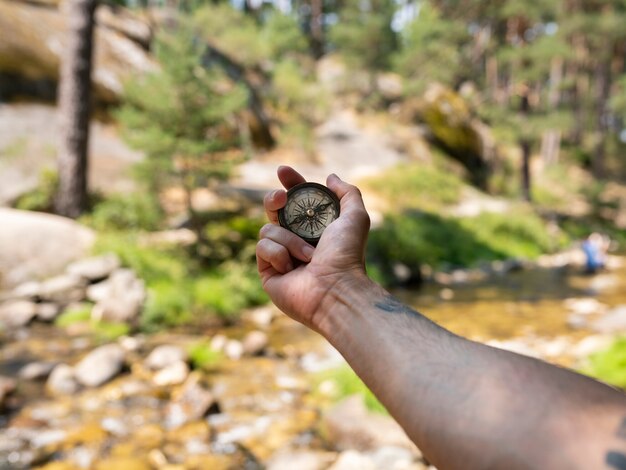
[404,83,496,190]
[0,209,95,290]
[0,1,155,103]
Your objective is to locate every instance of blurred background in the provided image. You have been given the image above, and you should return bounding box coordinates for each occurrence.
[1,0,626,468]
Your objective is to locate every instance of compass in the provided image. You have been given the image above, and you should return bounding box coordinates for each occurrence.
[278,182,340,245]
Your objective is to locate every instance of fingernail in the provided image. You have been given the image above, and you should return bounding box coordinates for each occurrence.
[330,173,341,181]
[302,244,315,260]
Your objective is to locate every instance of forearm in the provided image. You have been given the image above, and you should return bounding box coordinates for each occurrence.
[317,276,626,470]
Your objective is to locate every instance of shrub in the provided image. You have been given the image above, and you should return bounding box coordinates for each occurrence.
[82,193,162,231]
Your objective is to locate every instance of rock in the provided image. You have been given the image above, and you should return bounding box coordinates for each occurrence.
[267,450,337,470]
[11,281,42,300]
[572,335,613,359]
[210,334,228,352]
[95,4,152,48]
[36,302,61,322]
[245,306,276,328]
[19,361,57,381]
[30,429,67,449]
[40,274,86,303]
[567,313,588,329]
[367,446,423,470]
[564,298,608,316]
[66,253,120,282]
[328,450,376,470]
[0,375,17,409]
[74,344,126,387]
[46,364,80,395]
[0,209,95,290]
[0,299,37,327]
[86,281,111,303]
[376,72,403,101]
[323,395,417,452]
[90,269,145,323]
[145,345,188,370]
[165,373,217,429]
[101,417,129,437]
[224,339,244,360]
[592,306,626,334]
[0,1,156,103]
[153,361,190,387]
[242,331,268,356]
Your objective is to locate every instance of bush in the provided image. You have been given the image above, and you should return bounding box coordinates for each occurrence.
[14,168,58,212]
[82,193,162,231]
[368,208,560,282]
[582,337,626,389]
[363,163,464,211]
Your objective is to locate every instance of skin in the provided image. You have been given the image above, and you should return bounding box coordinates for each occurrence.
[257,166,626,470]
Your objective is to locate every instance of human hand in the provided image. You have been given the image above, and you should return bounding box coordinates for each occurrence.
[256,166,371,331]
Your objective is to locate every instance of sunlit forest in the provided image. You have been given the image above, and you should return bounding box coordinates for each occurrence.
[1,0,626,468]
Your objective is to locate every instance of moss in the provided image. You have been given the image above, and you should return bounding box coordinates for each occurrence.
[55,305,92,328]
[188,342,223,370]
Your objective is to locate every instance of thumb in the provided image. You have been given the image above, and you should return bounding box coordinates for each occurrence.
[326,173,367,215]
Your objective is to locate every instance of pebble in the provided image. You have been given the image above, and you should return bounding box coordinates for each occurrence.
[46,364,80,395]
[328,450,376,470]
[40,274,86,303]
[19,361,57,381]
[66,253,121,281]
[74,344,126,387]
[592,305,626,334]
[267,450,337,470]
[165,373,217,429]
[152,361,190,387]
[0,300,37,328]
[246,306,276,328]
[36,303,61,322]
[242,330,269,356]
[224,339,244,360]
[145,345,187,370]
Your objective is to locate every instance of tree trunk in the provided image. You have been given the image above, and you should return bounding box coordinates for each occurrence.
[310,0,324,58]
[519,89,532,202]
[592,56,611,178]
[55,0,97,218]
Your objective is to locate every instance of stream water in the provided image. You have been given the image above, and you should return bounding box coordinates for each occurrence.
[1,259,625,469]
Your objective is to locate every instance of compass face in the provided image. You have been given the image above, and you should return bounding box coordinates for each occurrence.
[278,182,340,245]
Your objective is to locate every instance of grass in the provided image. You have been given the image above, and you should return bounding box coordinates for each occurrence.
[581,337,626,389]
[55,305,130,341]
[314,365,387,415]
[188,342,224,370]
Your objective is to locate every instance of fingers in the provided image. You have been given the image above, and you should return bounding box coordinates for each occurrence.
[264,189,287,224]
[259,224,314,263]
[256,238,293,275]
[326,173,370,227]
[278,166,306,189]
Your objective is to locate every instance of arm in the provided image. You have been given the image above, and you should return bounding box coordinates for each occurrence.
[257,166,626,470]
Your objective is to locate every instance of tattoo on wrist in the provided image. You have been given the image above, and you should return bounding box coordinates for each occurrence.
[606,416,626,470]
[374,295,420,317]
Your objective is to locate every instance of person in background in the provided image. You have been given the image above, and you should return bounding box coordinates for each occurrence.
[257,166,626,470]
[582,232,610,274]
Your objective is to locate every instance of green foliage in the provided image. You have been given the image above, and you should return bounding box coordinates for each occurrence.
[142,279,194,328]
[201,215,264,265]
[188,342,224,370]
[364,163,464,211]
[55,305,92,328]
[14,168,58,212]
[315,365,387,415]
[368,208,559,280]
[393,1,469,94]
[93,321,131,341]
[582,337,626,389]
[116,21,247,198]
[263,12,309,59]
[330,0,398,73]
[81,192,162,232]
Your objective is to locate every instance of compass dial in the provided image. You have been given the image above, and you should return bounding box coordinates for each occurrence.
[278,182,340,245]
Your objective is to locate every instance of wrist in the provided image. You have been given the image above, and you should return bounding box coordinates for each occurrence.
[314,270,386,342]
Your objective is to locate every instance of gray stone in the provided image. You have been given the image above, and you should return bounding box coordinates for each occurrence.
[245,306,276,328]
[36,302,61,322]
[90,269,145,323]
[145,345,187,370]
[268,450,337,470]
[328,450,376,470]
[86,281,110,303]
[30,429,67,449]
[224,339,243,360]
[165,372,216,429]
[19,361,57,381]
[367,446,423,470]
[46,364,80,395]
[74,344,126,387]
[242,331,268,356]
[11,281,42,300]
[592,306,626,333]
[323,395,417,452]
[0,300,37,328]
[152,360,190,387]
[0,209,94,290]
[66,253,121,281]
[564,298,608,316]
[40,274,86,303]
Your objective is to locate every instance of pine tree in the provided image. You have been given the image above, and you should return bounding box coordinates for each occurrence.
[116,21,247,242]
